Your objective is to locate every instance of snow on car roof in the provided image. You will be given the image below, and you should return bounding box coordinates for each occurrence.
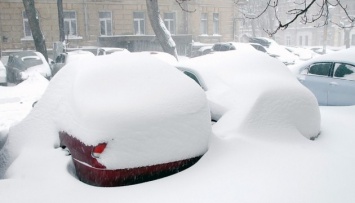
[177,50,320,140]
[289,48,355,74]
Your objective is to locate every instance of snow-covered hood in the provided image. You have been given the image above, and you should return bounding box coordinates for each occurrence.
[20,63,51,80]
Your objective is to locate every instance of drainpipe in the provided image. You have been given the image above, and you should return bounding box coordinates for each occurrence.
[83,0,89,39]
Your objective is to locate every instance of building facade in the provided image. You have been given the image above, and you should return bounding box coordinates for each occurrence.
[0,0,239,54]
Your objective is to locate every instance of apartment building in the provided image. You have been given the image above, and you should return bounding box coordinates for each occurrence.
[0,0,239,54]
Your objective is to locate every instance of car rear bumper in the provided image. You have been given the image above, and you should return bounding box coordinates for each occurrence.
[72,155,202,187]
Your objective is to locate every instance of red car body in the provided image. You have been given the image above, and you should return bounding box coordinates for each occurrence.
[60,131,202,187]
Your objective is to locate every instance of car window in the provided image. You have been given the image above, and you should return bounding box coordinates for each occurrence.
[213,44,221,51]
[56,54,66,63]
[183,71,203,88]
[220,45,229,51]
[307,62,333,76]
[21,56,43,68]
[333,63,355,81]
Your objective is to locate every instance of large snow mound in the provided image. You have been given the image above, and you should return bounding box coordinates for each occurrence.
[1,53,211,173]
[177,50,320,139]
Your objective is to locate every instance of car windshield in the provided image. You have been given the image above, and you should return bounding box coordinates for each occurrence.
[20,56,43,70]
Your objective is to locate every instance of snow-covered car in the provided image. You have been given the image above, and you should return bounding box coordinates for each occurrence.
[96,47,130,56]
[211,42,256,52]
[137,51,178,66]
[5,51,51,84]
[249,37,298,65]
[1,53,211,186]
[284,46,318,61]
[289,48,355,106]
[309,47,336,55]
[0,61,6,86]
[176,50,320,140]
[51,50,95,76]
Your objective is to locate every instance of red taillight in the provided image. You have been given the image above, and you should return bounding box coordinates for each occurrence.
[91,143,107,158]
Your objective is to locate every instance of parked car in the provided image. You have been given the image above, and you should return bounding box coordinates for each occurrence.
[211,42,267,54]
[284,46,318,61]
[51,50,95,76]
[289,48,355,106]
[6,51,51,84]
[0,61,6,86]
[188,42,213,58]
[248,43,269,53]
[196,45,213,57]
[49,53,211,186]
[212,42,254,52]
[249,37,297,65]
[309,47,336,55]
[176,50,320,140]
[138,51,178,66]
[96,47,130,56]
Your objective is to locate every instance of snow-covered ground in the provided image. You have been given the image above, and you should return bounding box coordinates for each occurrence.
[0,54,355,203]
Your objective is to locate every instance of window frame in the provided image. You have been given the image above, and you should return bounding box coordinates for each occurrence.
[213,13,219,35]
[302,62,334,77]
[333,62,355,81]
[164,12,176,35]
[133,11,145,35]
[200,13,208,35]
[63,11,78,37]
[99,11,113,36]
[22,11,35,38]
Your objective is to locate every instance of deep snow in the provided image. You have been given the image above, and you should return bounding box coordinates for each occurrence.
[0,52,355,203]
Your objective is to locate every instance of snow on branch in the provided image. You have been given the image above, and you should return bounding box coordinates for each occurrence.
[236,0,355,36]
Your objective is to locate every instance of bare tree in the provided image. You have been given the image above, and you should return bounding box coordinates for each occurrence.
[146,0,179,60]
[22,0,48,61]
[57,0,65,42]
[236,0,355,36]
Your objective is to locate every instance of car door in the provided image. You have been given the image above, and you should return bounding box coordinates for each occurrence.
[327,63,355,106]
[298,62,333,105]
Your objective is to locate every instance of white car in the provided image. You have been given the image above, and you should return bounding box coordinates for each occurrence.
[0,61,6,85]
[249,37,298,65]
[5,51,51,84]
[289,48,355,106]
[176,50,320,140]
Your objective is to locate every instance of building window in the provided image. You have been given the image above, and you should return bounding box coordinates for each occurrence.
[22,11,33,38]
[133,12,145,35]
[99,11,112,36]
[305,35,309,46]
[286,36,291,46]
[164,13,176,35]
[299,36,303,46]
[213,13,219,35]
[64,11,77,36]
[352,34,355,46]
[201,13,208,35]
